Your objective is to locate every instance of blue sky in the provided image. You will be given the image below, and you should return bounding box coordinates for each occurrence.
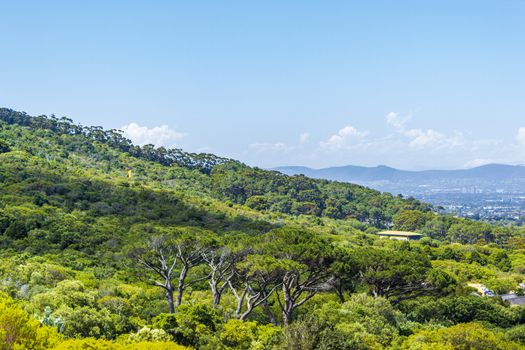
[1,1,525,170]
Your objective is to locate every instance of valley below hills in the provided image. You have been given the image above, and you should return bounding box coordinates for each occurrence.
[275,164,525,224]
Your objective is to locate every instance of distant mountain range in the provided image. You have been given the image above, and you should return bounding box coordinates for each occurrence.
[273,164,525,183]
[273,164,525,199]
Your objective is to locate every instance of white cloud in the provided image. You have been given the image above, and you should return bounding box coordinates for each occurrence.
[386,112,464,149]
[405,128,446,147]
[385,112,410,130]
[469,138,501,152]
[121,122,186,147]
[299,132,310,144]
[517,127,525,146]
[320,125,368,150]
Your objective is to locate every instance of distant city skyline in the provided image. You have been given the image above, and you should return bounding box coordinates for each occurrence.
[2,1,525,170]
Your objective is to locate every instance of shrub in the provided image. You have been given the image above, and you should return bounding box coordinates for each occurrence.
[0,293,61,350]
[62,306,117,339]
[402,323,520,350]
[152,313,178,338]
[220,319,258,349]
[127,327,171,343]
[52,338,189,350]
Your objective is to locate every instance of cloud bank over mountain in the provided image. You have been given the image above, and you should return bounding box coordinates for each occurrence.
[242,112,525,170]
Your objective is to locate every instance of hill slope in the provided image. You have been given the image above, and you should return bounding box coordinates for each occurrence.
[0,108,432,228]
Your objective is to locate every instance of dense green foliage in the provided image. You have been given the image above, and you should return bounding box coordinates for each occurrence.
[0,108,525,349]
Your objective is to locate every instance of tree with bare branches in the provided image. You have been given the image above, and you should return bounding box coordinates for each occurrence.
[131,235,179,313]
[261,228,336,325]
[131,228,214,312]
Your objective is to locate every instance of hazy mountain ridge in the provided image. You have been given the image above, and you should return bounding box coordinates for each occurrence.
[274,164,525,183]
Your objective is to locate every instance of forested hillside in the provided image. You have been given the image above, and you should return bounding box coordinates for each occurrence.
[1,108,525,349]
